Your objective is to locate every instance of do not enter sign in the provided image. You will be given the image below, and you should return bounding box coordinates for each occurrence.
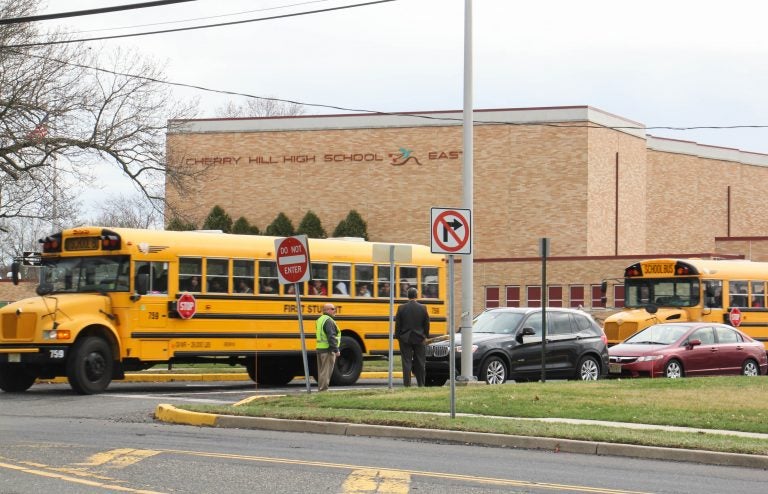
[177,292,197,319]
[275,235,310,284]
[729,307,742,327]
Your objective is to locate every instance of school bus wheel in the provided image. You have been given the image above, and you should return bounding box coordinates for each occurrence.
[66,336,114,395]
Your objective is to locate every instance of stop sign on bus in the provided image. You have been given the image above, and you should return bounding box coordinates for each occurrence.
[275,235,311,284]
[177,292,197,319]
[729,307,742,327]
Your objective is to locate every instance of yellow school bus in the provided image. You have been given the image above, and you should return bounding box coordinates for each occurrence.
[603,258,768,351]
[0,227,446,394]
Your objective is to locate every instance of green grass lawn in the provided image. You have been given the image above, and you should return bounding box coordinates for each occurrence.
[180,376,768,456]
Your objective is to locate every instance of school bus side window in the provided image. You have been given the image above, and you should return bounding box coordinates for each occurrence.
[179,258,202,292]
[310,263,328,296]
[729,281,748,308]
[376,265,392,297]
[206,258,229,293]
[333,264,351,295]
[398,266,417,297]
[233,259,255,294]
[422,267,439,298]
[355,264,373,297]
[258,261,279,294]
[135,261,168,294]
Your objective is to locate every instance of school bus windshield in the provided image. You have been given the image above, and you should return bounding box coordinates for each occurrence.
[39,255,130,293]
[625,278,700,308]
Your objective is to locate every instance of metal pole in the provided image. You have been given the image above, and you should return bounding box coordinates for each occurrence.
[459,0,475,382]
[388,245,395,389]
[295,284,311,393]
[448,255,456,418]
[540,238,549,383]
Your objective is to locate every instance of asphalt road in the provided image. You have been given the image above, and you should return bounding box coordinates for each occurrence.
[1,379,767,493]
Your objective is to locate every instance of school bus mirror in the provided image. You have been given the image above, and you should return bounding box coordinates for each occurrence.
[135,273,149,295]
[11,261,20,285]
[600,281,607,294]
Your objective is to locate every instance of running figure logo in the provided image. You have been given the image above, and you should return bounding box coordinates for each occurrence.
[390,147,423,166]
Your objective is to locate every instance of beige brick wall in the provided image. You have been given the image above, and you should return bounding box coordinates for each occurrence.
[165,112,768,317]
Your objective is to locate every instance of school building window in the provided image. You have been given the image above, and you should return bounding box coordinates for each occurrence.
[505,285,520,307]
[613,284,625,308]
[548,285,563,307]
[485,286,500,308]
[526,286,541,307]
[591,284,603,308]
[569,285,585,308]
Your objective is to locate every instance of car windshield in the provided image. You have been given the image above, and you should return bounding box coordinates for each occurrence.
[39,256,130,293]
[624,278,700,308]
[472,311,525,334]
[623,324,691,345]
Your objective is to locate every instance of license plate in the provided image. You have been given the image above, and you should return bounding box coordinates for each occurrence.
[8,353,21,363]
[609,363,622,374]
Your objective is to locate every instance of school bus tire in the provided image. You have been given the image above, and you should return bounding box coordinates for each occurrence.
[331,335,363,386]
[66,336,114,395]
[0,365,38,393]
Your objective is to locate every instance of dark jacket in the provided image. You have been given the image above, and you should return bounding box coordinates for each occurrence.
[395,300,430,344]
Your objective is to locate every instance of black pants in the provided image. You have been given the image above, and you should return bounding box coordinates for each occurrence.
[399,338,426,387]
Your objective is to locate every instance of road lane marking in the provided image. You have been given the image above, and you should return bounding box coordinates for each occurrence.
[342,468,409,493]
[77,448,162,468]
[0,459,165,493]
[161,448,652,493]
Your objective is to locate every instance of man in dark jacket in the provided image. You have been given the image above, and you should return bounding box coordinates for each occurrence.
[395,287,430,387]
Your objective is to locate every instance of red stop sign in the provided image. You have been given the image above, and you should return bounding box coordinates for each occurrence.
[276,236,309,284]
[729,307,742,327]
[177,292,197,320]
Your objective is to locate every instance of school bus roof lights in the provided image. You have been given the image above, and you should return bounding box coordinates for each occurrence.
[39,233,62,253]
[100,232,121,251]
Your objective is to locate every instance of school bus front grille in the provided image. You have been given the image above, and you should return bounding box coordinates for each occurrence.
[1,312,37,341]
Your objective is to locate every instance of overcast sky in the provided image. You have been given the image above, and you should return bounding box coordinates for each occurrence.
[36,0,768,210]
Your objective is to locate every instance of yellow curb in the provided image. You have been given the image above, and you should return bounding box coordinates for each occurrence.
[154,403,217,426]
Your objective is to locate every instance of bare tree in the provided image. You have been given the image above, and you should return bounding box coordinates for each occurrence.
[0,1,198,231]
[215,97,305,118]
[87,194,164,230]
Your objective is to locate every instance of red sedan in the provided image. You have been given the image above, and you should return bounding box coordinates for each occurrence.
[609,322,768,378]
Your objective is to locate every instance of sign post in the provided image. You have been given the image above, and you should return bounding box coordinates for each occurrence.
[431,207,472,419]
[373,244,413,389]
[275,235,312,393]
[540,238,550,383]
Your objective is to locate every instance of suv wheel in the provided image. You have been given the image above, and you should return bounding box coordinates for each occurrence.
[575,355,600,381]
[479,356,507,384]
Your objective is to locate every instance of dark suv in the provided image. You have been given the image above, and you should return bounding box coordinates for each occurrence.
[425,307,609,385]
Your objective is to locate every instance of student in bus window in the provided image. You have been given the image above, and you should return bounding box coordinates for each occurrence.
[378,281,391,297]
[334,281,348,295]
[357,283,371,297]
[236,279,252,293]
[260,279,276,294]
[187,276,201,292]
[310,279,327,295]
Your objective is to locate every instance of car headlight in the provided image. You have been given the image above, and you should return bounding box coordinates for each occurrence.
[636,355,663,362]
[456,345,478,353]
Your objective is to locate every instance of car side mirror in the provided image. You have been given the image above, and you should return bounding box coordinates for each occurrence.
[688,338,701,347]
[517,326,536,343]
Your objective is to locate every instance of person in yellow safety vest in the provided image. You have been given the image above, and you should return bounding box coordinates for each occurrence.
[315,303,340,391]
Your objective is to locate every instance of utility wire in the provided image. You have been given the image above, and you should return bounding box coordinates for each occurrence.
[0,0,196,25]
[6,0,396,47]
[16,49,768,135]
[35,0,336,37]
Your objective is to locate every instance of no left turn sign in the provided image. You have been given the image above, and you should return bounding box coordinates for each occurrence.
[431,208,471,255]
